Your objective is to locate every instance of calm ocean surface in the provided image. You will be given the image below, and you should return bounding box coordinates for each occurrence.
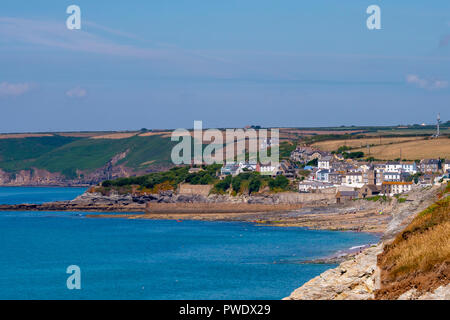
[0,187,379,299]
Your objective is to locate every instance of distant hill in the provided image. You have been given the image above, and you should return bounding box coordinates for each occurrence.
[0,133,176,185]
[0,124,448,186]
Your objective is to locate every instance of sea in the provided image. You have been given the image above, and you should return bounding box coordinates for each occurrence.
[0,187,379,299]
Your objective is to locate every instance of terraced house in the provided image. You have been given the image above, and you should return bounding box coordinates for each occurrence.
[419,159,441,173]
[381,181,413,196]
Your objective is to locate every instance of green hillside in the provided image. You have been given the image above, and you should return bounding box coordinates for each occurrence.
[0,136,79,164]
[0,134,176,177]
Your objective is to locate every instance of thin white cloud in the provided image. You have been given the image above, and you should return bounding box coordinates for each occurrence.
[0,82,30,96]
[83,21,144,42]
[0,17,165,59]
[0,17,236,79]
[66,87,87,98]
[406,74,448,90]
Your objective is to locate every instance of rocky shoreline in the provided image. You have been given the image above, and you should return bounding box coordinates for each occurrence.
[0,189,394,233]
[284,185,450,300]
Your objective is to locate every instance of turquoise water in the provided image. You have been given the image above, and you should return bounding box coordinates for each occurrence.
[0,186,87,204]
[0,187,379,300]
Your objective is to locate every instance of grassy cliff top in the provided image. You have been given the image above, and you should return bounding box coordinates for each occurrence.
[376,182,450,299]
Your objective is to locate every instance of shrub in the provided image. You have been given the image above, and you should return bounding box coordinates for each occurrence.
[249,178,261,194]
[214,175,232,193]
[232,176,242,192]
[343,151,364,159]
[269,175,289,190]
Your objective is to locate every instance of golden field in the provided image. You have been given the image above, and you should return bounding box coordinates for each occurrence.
[352,138,450,160]
[312,136,425,152]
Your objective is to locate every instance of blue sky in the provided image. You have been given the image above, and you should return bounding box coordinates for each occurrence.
[0,0,449,132]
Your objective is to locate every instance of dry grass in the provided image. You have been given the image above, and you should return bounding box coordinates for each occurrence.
[352,138,450,160]
[90,132,138,139]
[56,132,109,138]
[379,193,450,279]
[385,221,449,278]
[278,128,365,136]
[138,131,172,137]
[312,136,425,152]
[0,133,54,139]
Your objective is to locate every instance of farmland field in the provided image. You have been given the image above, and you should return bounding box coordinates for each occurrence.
[352,138,450,160]
[312,137,425,152]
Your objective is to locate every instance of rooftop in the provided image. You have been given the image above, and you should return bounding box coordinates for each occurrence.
[382,181,413,185]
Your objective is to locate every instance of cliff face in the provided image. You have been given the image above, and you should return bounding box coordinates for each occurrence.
[0,167,124,186]
[0,151,136,186]
[285,185,449,300]
[0,168,67,186]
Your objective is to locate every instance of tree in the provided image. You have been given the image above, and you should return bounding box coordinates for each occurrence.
[232,176,242,192]
[102,180,112,187]
[336,145,352,154]
[306,158,318,166]
[269,175,289,190]
[214,175,232,192]
[248,178,261,194]
[343,151,364,159]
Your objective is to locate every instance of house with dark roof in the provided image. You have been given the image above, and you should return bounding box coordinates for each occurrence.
[419,159,441,173]
[277,160,296,178]
[336,190,358,204]
[358,184,381,198]
[220,163,239,177]
[315,169,330,182]
[329,172,344,184]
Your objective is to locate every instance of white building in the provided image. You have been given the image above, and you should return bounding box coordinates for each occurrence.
[383,172,401,182]
[237,161,257,174]
[401,162,418,174]
[298,181,334,192]
[381,181,413,196]
[444,160,450,173]
[343,172,363,187]
[258,162,277,175]
[386,161,402,173]
[318,156,333,170]
[315,169,330,182]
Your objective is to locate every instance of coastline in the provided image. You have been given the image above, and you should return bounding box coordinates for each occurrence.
[0,197,390,233]
[83,207,389,234]
[284,184,448,300]
[0,186,395,233]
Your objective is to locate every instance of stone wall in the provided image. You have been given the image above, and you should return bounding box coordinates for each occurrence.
[178,183,213,196]
[275,192,336,204]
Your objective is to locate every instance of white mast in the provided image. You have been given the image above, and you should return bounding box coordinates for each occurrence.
[437,113,441,137]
